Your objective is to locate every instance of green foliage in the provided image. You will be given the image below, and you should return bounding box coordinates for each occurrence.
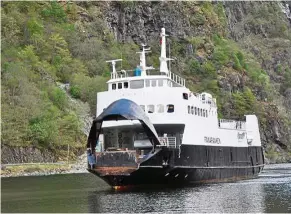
[27,18,43,36]
[187,36,205,50]
[214,2,227,27]
[232,53,242,71]
[49,87,68,110]
[188,58,202,74]
[190,13,206,26]
[201,61,217,78]
[42,1,67,23]
[1,2,89,150]
[28,116,58,146]
[280,68,291,94]
[231,88,257,118]
[59,112,83,144]
[276,64,283,74]
[69,85,81,99]
[213,49,229,66]
[71,73,107,114]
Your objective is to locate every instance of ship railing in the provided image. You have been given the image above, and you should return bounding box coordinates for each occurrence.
[218,119,246,130]
[110,70,131,79]
[158,137,177,148]
[167,71,185,87]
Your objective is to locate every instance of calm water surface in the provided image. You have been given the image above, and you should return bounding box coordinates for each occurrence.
[1,164,291,213]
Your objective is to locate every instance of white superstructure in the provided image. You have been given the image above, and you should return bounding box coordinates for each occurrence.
[96,28,261,151]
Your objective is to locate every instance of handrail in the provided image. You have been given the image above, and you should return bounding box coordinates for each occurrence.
[158,137,177,148]
[218,119,246,130]
[167,71,185,87]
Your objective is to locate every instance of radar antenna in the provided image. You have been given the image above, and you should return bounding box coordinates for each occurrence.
[106,59,122,79]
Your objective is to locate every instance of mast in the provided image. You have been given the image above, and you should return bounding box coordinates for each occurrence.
[159,28,173,75]
[136,44,154,76]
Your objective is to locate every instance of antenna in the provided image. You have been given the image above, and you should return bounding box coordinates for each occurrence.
[106,59,122,78]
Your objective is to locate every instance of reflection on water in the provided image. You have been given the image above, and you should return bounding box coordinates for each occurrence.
[1,164,291,213]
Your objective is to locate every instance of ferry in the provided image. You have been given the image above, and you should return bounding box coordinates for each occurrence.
[86,28,265,188]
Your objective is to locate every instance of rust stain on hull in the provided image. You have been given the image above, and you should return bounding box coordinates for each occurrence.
[94,167,137,176]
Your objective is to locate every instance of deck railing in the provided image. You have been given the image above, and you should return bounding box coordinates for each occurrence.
[218,119,246,130]
[158,137,177,148]
[110,70,186,87]
[167,71,185,87]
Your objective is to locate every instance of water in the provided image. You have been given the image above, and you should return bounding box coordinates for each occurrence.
[1,164,291,213]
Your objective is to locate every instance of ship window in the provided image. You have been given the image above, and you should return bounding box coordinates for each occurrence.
[200,109,202,116]
[130,80,144,89]
[145,80,150,87]
[147,105,154,113]
[188,105,190,114]
[158,79,163,87]
[151,80,156,87]
[124,82,128,88]
[157,104,164,113]
[140,105,145,112]
[118,82,122,89]
[191,106,194,114]
[195,107,197,115]
[206,110,208,117]
[112,83,116,90]
[167,104,174,113]
[198,108,200,116]
[203,109,205,117]
[183,93,188,100]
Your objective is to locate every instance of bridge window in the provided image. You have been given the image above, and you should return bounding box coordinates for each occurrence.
[198,108,200,116]
[145,80,150,87]
[183,93,188,100]
[118,82,122,89]
[151,80,157,87]
[130,80,144,89]
[157,104,164,113]
[195,107,197,115]
[191,106,194,114]
[167,104,174,113]
[200,109,202,116]
[124,82,128,88]
[203,109,205,117]
[158,79,163,87]
[147,105,154,113]
[112,83,116,90]
[188,105,190,114]
[140,105,145,112]
[206,110,208,117]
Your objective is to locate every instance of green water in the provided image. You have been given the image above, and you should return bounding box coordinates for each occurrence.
[1,164,291,213]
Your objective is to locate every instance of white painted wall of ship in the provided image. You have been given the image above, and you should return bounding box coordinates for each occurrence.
[96,28,262,149]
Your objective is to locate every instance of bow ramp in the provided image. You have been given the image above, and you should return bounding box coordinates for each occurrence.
[86,99,161,176]
[87,98,160,151]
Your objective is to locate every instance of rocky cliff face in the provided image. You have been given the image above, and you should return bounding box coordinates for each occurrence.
[224,1,291,162]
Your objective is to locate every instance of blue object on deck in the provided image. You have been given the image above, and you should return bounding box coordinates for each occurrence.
[134,67,142,76]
